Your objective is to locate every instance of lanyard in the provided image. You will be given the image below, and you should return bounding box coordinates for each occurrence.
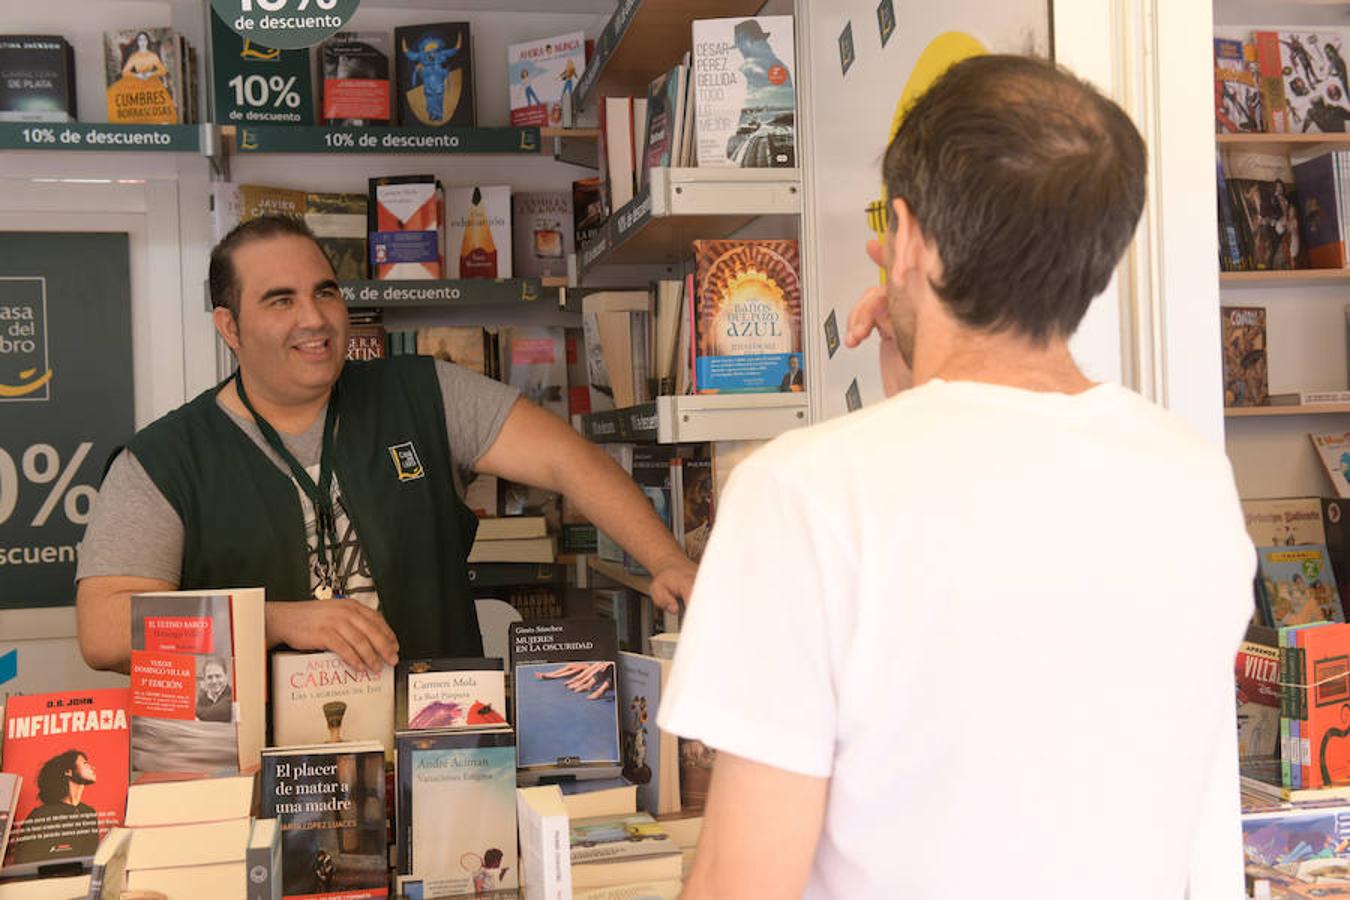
[234,371,342,599]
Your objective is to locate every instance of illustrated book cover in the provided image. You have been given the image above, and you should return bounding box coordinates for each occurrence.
[693,239,803,393]
[1313,432,1350,499]
[508,31,585,127]
[617,652,679,816]
[394,657,507,731]
[1224,149,1304,270]
[0,688,130,872]
[104,28,182,124]
[445,185,511,279]
[1221,306,1268,408]
[1259,544,1345,626]
[1215,37,1263,133]
[509,619,621,782]
[395,22,474,127]
[394,728,517,895]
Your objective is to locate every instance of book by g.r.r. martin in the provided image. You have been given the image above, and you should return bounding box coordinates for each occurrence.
[1,688,130,872]
[693,239,803,393]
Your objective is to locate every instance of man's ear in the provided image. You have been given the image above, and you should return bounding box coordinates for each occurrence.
[212,306,241,353]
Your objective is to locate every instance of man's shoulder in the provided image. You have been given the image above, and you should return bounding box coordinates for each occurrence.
[128,384,226,453]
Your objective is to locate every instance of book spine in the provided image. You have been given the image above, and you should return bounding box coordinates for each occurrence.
[1254,32,1289,133]
[247,833,278,900]
[1280,627,1293,788]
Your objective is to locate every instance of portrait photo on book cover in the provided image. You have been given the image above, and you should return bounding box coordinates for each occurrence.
[515,661,618,768]
[6,749,102,865]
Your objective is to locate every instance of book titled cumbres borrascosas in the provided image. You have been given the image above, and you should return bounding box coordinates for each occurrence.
[692,16,795,167]
[693,239,803,394]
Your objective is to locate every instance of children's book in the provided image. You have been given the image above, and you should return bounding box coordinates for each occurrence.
[1239,624,1282,764]
[0,688,130,872]
[1275,30,1350,134]
[1260,544,1345,626]
[508,31,585,127]
[1215,37,1263,133]
[509,619,622,783]
[394,728,518,896]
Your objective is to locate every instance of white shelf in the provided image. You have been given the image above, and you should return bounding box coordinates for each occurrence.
[655,393,810,443]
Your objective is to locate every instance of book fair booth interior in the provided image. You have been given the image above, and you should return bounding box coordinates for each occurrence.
[0,0,1298,896]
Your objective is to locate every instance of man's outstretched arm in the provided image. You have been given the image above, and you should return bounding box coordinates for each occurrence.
[683,751,828,899]
[76,575,175,673]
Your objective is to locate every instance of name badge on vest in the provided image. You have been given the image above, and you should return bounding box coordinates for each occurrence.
[389,441,425,482]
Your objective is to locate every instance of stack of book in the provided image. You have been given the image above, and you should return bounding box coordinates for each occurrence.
[469,515,556,564]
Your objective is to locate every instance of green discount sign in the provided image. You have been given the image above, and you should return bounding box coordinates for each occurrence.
[210,0,360,50]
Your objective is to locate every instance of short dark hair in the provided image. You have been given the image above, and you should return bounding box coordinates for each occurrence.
[208,214,325,317]
[882,54,1146,343]
[37,750,84,803]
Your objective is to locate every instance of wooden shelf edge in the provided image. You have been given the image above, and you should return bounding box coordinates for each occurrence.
[586,556,653,595]
[1226,404,1350,417]
[1220,269,1350,284]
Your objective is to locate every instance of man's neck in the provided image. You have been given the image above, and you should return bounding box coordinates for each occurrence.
[911,319,1094,395]
[220,373,331,435]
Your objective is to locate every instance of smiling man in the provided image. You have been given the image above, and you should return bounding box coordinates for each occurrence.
[76,215,694,674]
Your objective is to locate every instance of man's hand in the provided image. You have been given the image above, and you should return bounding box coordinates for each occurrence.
[266,598,399,674]
[649,557,697,614]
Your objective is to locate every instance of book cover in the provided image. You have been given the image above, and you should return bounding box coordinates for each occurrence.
[678,738,715,813]
[569,812,682,889]
[1314,432,1350,499]
[394,729,517,894]
[1259,544,1345,626]
[1276,31,1350,134]
[626,446,676,576]
[209,10,314,126]
[512,191,573,279]
[509,619,621,781]
[86,825,131,899]
[1218,150,1247,272]
[642,66,686,177]
[508,31,585,127]
[260,742,388,900]
[270,651,395,758]
[0,773,17,866]
[693,239,803,393]
[678,449,713,563]
[596,445,634,564]
[129,589,266,777]
[1246,498,1350,614]
[395,22,474,127]
[517,785,571,900]
[306,191,368,282]
[565,327,591,417]
[395,658,507,731]
[0,36,75,122]
[445,185,511,279]
[1242,803,1350,892]
[572,177,605,249]
[1292,152,1346,268]
[618,652,679,816]
[240,183,307,222]
[692,16,796,168]
[1295,624,1350,790]
[1215,37,1263,133]
[1225,150,1304,270]
[104,28,181,124]
[1221,306,1268,408]
[504,326,568,420]
[0,688,130,870]
[1254,31,1291,133]
[320,32,390,125]
[369,175,444,280]
[1239,624,1282,763]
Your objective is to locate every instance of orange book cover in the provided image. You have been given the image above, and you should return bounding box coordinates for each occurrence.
[1253,32,1289,133]
[1300,623,1350,788]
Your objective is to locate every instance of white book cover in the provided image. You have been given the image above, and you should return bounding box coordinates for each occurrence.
[270,650,395,757]
[1277,30,1350,134]
[403,665,507,730]
[517,785,572,900]
[508,31,585,127]
[446,185,512,278]
[692,16,796,167]
[1312,431,1350,498]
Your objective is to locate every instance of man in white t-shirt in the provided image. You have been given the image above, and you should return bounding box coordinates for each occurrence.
[658,55,1255,899]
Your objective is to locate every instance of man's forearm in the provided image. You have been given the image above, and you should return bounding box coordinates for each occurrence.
[75,575,175,673]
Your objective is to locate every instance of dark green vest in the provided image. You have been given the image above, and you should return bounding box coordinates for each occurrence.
[128,356,483,659]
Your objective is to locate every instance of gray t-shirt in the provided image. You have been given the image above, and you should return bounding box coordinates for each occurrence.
[77,360,519,597]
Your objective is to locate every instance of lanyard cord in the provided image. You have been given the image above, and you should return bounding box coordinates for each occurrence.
[233,370,341,594]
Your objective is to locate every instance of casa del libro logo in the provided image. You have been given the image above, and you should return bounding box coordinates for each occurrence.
[0,277,53,402]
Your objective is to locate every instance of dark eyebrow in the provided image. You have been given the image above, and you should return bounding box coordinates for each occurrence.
[315,278,340,294]
[258,279,340,303]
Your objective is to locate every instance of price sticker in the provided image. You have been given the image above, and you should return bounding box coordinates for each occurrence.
[210,0,360,50]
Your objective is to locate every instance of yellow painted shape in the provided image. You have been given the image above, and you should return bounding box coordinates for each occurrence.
[0,368,53,397]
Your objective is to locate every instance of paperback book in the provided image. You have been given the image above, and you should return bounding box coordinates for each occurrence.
[1214,37,1262,133]
[128,589,266,777]
[306,191,368,282]
[1259,544,1345,626]
[260,741,388,900]
[1313,432,1350,499]
[0,688,130,872]
[693,239,803,393]
[508,31,585,127]
[0,35,76,122]
[509,619,622,783]
[446,185,511,279]
[1242,802,1350,895]
[1273,30,1350,134]
[104,28,183,124]
[1291,152,1349,268]
[692,16,796,167]
[1221,306,1268,408]
[642,64,688,177]
[319,32,391,125]
[1238,624,1282,764]
[512,191,573,279]
[394,729,518,896]
[516,784,571,900]
[618,652,679,816]
[395,22,474,127]
[504,326,568,420]
[569,812,682,890]
[1224,150,1304,270]
[270,650,395,758]
[395,658,507,731]
[369,175,444,280]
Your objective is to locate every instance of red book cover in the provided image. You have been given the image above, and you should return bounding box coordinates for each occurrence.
[1237,624,1280,762]
[1,688,130,870]
[1299,623,1350,788]
[1253,31,1289,133]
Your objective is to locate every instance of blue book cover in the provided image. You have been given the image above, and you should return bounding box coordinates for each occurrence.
[618,651,677,816]
[1242,803,1350,890]
[1259,544,1345,626]
[1292,152,1345,268]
